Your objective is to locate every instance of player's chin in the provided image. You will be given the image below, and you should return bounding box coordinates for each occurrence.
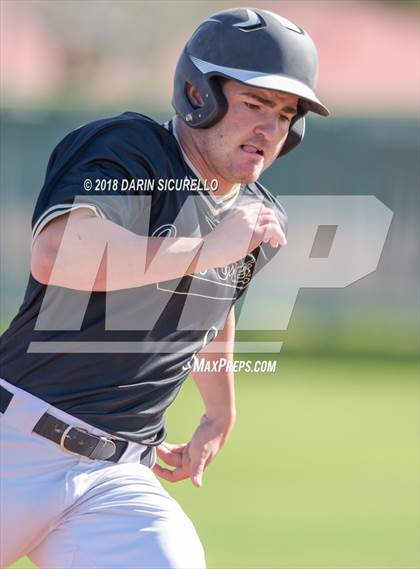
[238,163,264,184]
[228,170,259,185]
[232,156,262,181]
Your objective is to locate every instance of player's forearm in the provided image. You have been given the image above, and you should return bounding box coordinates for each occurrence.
[191,308,237,427]
[90,229,204,291]
[32,214,218,291]
[192,366,237,429]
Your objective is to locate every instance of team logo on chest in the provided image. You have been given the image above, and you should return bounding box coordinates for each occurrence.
[152,218,256,300]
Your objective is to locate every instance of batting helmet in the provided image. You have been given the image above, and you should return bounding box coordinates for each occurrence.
[172,7,329,157]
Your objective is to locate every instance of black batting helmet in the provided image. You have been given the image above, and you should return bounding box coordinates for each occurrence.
[172,7,329,157]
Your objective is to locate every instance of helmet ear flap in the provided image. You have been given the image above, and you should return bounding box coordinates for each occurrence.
[191,75,228,128]
[172,50,228,129]
[278,116,305,157]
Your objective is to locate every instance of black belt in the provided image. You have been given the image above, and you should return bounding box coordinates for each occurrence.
[0,385,154,466]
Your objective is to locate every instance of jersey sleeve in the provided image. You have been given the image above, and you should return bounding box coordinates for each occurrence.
[31,123,155,243]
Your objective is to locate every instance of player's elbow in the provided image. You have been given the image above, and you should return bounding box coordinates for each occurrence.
[30,209,95,287]
[31,232,55,284]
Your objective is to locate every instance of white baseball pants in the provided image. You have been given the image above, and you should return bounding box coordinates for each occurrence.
[0,379,206,569]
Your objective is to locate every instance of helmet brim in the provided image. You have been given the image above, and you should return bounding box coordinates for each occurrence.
[190,55,330,117]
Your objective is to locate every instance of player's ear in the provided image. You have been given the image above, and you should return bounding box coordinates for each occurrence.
[185,82,204,108]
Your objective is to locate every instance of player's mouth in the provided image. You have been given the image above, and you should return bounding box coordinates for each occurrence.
[240,144,264,158]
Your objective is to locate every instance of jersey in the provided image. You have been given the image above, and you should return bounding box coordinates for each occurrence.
[0,112,287,445]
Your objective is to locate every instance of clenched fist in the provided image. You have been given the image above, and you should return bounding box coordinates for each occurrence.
[201,202,287,269]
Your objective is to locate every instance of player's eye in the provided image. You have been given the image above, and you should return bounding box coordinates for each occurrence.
[279,114,292,123]
[244,102,260,111]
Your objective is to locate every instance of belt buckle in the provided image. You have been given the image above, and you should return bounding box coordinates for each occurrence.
[59,424,116,461]
[59,425,88,451]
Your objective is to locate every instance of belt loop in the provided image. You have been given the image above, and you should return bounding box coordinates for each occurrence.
[0,385,13,413]
[89,436,117,461]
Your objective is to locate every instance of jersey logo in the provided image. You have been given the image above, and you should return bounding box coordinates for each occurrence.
[152,223,177,238]
[152,220,256,300]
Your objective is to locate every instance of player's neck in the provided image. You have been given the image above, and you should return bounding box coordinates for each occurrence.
[173,117,240,197]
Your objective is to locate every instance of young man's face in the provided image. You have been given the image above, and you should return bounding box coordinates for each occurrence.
[193,79,299,185]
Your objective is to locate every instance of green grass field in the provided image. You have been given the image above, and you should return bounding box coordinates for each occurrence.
[9,355,419,569]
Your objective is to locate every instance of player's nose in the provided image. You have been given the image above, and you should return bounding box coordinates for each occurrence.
[254,117,288,145]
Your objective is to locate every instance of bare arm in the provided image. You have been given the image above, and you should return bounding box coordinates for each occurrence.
[153,308,236,488]
[192,307,236,428]
[31,209,205,291]
[31,203,286,291]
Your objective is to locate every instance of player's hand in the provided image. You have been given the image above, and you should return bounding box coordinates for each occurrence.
[152,414,232,488]
[152,442,190,483]
[187,413,232,488]
[200,202,287,269]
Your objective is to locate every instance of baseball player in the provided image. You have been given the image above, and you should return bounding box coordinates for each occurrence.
[0,7,328,569]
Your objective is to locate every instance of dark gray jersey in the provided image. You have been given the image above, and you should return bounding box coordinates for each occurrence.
[0,112,287,445]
